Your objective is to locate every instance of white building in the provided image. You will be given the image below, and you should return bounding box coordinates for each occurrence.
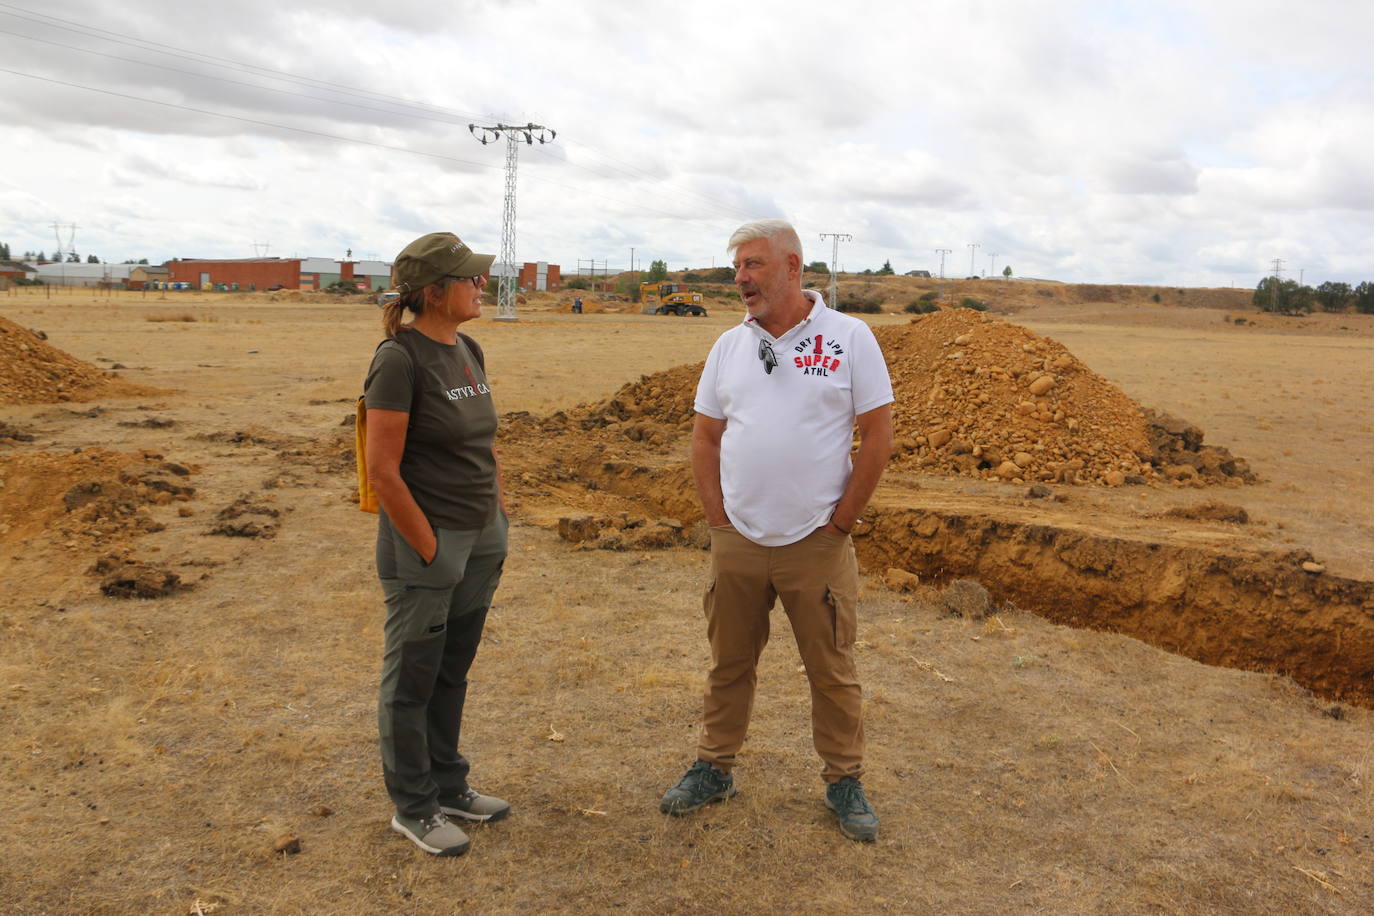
[33,262,135,287]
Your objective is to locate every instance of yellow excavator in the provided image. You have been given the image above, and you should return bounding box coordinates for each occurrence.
[640,281,708,316]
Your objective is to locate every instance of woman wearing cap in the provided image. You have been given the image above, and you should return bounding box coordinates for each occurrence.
[364,231,510,857]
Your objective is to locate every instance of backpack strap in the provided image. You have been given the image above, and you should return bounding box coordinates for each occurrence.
[355,331,422,514]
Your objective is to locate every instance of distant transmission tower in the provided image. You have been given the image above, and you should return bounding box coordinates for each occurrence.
[934,248,951,279]
[1270,257,1285,313]
[470,122,557,321]
[51,221,77,260]
[967,242,980,277]
[818,232,852,309]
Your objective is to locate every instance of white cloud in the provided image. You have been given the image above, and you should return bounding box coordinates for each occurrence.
[0,0,1369,285]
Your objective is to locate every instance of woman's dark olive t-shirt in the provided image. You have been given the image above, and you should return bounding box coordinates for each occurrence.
[363,327,498,529]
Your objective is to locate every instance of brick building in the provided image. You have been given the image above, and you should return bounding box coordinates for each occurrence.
[0,260,37,281]
[166,257,394,291]
[167,258,301,290]
[517,261,561,291]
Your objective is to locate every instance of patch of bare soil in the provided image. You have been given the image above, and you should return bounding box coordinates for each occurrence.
[0,316,160,404]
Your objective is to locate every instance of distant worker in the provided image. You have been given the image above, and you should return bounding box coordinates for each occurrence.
[573,295,583,314]
[660,218,894,842]
[364,231,511,857]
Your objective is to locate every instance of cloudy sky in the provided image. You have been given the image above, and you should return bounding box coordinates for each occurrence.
[1,0,1370,287]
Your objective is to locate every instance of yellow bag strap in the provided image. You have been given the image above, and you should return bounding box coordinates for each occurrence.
[355,395,378,513]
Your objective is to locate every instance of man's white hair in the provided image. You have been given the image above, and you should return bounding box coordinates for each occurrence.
[727,219,803,262]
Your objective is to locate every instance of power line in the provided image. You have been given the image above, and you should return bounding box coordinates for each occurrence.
[0,7,758,222]
[0,65,499,171]
[526,142,753,221]
[0,65,729,228]
[0,26,480,129]
[967,242,980,277]
[0,3,487,122]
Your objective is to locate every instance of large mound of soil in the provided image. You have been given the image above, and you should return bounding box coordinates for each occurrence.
[513,308,1253,488]
[877,309,1152,484]
[0,317,157,404]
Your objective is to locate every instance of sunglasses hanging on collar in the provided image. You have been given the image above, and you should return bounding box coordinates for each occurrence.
[758,338,778,375]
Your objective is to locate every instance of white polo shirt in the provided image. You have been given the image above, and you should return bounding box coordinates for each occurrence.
[694,290,894,547]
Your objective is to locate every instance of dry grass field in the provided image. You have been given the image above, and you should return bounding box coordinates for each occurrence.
[1,280,1372,914]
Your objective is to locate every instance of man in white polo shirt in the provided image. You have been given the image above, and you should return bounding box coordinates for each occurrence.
[659,218,894,842]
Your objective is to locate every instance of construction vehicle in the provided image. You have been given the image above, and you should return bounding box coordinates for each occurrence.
[640,281,708,316]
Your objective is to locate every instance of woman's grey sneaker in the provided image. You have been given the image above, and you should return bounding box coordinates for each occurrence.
[390,811,471,856]
[824,777,879,842]
[440,788,511,823]
[660,760,736,815]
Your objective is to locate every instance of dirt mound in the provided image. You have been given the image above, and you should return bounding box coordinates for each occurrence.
[0,316,159,404]
[90,554,184,599]
[0,448,195,545]
[876,310,1252,486]
[878,310,1150,484]
[560,362,701,436]
[518,309,1253,490]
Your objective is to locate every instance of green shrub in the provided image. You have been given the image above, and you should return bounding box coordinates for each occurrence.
[564,277,590,290]
[905,299,939,314]
[838,293,883,313]
[958,297,987,311]
[919,291,938,302]
[1151,293,1161,303]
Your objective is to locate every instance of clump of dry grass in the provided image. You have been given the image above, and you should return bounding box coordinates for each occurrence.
[144,313,199,323]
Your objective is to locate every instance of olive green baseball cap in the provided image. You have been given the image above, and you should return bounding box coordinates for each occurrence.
[391,232,495,293]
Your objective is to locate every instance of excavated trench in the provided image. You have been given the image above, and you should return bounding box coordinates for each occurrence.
[561,459,1374,708]
[857,505,1374,706]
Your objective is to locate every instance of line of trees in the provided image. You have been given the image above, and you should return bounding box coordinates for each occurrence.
[1254,277,1374,315]
[0,242,147,265]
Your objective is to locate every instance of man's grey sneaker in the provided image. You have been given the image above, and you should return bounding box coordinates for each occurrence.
[660,760,736,815]
[440,788,511,823]
[825,777,879,842]
[390,811,471,856]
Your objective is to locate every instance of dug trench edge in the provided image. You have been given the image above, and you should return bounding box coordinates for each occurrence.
[573,460,1374,709]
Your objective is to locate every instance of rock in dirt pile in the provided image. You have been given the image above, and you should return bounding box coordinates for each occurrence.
[507,308,1254,489]
[0,316,154,404]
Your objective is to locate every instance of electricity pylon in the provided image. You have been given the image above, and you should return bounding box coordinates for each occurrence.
[469,122,557,321]
[818,232,851,309]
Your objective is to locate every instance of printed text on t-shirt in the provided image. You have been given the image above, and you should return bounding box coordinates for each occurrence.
[792,334,845,376]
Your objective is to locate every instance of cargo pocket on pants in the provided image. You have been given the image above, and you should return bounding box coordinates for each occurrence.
[824,585,857,649]
[702,579,717,620]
